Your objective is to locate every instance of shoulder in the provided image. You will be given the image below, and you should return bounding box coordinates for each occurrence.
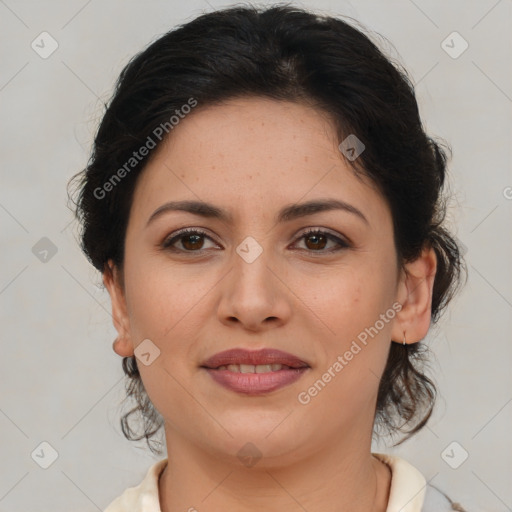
[372,452,468,512]
[103,458,168,512]
[423,483,468,512]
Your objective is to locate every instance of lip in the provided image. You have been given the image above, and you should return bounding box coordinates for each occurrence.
[203,367,309,395]
[201,348,309,369]
[200,348,310,396]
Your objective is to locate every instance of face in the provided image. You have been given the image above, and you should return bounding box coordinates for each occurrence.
[105,97,434,466]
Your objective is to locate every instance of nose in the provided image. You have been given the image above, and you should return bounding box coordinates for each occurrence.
[216,242,293,332]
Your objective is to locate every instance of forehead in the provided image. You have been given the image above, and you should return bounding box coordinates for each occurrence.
[130,97,388,226]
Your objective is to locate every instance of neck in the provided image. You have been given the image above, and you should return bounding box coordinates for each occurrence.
[158,427,391,512]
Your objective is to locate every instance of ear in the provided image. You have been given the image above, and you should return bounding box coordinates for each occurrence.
[391,246,437,345]
[103,260,134,357]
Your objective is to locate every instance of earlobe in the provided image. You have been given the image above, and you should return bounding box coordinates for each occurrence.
[391,246,437,345]
[112,336,134,357]
[103,261,134,357]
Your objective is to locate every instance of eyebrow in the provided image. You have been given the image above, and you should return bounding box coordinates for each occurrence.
[146,198,369,227]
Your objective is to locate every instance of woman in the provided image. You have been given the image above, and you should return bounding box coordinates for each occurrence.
[71,5,466,511]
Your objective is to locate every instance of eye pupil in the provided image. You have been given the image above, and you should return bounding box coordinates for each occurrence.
[305,233,327,250]
[182,234,204,250]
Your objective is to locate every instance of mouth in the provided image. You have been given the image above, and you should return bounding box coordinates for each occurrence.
[213,363,298,373]
[200,348,310,395]
[201,347,310,370]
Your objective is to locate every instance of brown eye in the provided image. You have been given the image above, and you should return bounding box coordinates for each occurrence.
[181,233,205,250]
[162,229,217,252]
[304,232,328,251]
[294,229,350,253]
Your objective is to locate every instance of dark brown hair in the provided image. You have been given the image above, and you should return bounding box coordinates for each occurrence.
[70,4,466,454]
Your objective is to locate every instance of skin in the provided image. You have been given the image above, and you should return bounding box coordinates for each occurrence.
[104,97,437,512]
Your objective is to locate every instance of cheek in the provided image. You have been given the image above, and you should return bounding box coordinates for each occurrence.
[310,266,394,335]
[122,255,226,390]
[298,278,394,419]
[123,257,210,340]
[121,260,206,414]
[304,253,397,384]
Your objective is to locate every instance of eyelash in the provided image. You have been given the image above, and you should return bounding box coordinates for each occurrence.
[161,227,350,255]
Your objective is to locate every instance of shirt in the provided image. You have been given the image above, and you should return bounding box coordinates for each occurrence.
[103,452,462,511]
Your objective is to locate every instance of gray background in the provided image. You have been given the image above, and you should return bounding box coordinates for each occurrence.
[1,0,511,511]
